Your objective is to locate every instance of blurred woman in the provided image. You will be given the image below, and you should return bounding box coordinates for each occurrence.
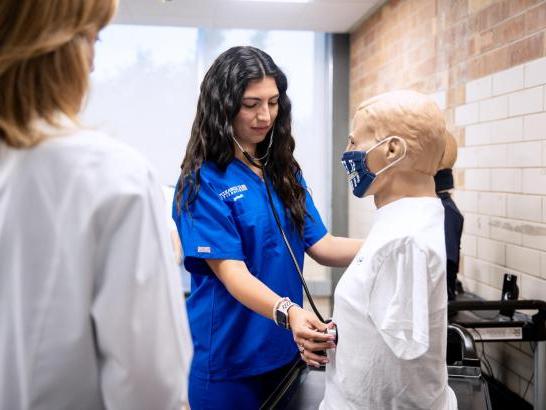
[0,1,192,409]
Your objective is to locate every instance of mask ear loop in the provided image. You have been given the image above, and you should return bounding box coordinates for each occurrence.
[374,136,407,176]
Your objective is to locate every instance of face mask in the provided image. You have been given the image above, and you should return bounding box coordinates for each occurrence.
[341,136,407,198]
[434,168,454,192]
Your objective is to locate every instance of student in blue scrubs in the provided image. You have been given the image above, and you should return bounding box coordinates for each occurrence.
[173,46,362,409]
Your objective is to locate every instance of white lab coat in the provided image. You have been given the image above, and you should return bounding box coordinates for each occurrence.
[321,197,457,410]
[0,121,192,410]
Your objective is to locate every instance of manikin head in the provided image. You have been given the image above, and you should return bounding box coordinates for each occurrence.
[344,90,447,208]
[438,130,458,170]
[434,130,458,192]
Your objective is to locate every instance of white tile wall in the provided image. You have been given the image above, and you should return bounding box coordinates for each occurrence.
[540,252,546,279]
[456,146,478,168]
[489,217,523,245]
[477,237,506,265]
[479,95,508,121]
[465,169,491,190]
[461,276,501,299]
[478,192,506,216]
[476,144,507,167]
[507,141,542,167]
[523,112,546,140]
[508,86,543,116]
[520,272,546,299]
[506,194,543,222]
[470,258,517,288]
[490,168,521,193]
[455,102,479,126]
[464,213,490,237]
[454,60,546,366]
[466,76,492,102]
[464,257,492,285]
[461,234,477,256]
[489,265,513,289]
[524,56,546,88]
[490,117,523,144]
[492,66,524,96]
[521,221,546,252]
[465,122,491,146]
[506,244,541,275]
[453,190,478,212]
[522,168,546,195]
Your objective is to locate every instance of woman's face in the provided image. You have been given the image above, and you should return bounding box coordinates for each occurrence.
[232,76,279,150]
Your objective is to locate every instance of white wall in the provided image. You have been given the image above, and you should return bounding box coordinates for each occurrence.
[452,56,546,403]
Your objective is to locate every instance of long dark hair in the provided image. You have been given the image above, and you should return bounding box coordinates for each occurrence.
[175,46,307,234]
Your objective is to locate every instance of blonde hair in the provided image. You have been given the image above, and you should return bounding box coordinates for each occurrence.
[0,0,117,148]
[356,90,446,176]
[439,129,458,170]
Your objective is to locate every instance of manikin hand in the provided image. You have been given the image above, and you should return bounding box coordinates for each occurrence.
[288,306,336,367]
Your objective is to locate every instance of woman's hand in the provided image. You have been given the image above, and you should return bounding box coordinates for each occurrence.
[288,306,336,367]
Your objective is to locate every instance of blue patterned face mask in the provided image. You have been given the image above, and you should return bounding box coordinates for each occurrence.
[341,136,407,198]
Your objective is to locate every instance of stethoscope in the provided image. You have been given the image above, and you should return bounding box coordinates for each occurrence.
[234,127,339,346]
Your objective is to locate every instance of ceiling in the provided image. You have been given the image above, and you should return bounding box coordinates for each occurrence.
[114,0,385,33]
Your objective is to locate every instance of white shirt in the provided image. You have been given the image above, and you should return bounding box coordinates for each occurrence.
[0,124,192,410]
[321,197,457,410]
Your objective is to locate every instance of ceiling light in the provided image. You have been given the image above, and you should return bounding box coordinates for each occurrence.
[235,0,312,3]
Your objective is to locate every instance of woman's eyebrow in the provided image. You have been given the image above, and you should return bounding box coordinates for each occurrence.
[242,94,280,101]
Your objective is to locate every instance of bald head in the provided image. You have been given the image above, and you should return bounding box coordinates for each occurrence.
[356,90,446,176]
[439,130,458,170]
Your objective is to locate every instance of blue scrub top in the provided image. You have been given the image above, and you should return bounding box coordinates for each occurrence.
[173,159,327,380]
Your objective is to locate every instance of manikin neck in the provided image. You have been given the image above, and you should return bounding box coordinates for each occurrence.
[373,171,436,209]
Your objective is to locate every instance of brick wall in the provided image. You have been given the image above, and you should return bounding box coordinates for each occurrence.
[349,0,546,405]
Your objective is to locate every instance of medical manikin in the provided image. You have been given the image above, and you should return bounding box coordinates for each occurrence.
[435,132,464,301]
[320,90,458,410]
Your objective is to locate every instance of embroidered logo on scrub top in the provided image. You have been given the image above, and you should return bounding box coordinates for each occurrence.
[218,184,248,200]
[197,246,211,253]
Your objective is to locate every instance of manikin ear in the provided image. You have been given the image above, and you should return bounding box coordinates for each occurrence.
[385,137,405,163]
